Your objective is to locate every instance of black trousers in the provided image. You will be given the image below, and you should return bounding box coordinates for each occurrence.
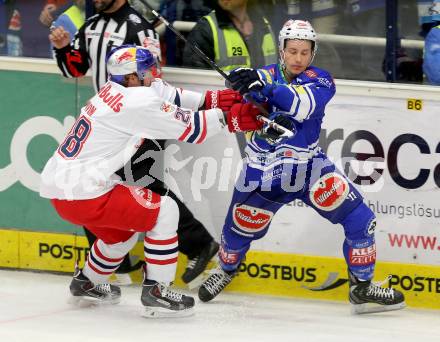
[83,139,214,270]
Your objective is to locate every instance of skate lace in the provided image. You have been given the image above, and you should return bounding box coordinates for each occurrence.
[367,276,395,299]
[95,283,112,294]
[187,257,199,270]
[160,284,183,302]
[204,268,231,295]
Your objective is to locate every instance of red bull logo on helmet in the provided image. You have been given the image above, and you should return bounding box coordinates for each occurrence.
[116,48,136,64]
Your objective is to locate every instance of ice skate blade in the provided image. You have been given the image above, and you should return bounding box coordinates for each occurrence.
[141,306,195,318]
[351,301,406,315]
[68,295,120,307]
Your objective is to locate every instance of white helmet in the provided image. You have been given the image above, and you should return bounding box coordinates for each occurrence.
[106,45,159,85]
[279,20,318,65]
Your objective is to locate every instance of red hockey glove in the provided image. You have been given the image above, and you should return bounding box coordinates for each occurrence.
[204,89,243,112]
[226,103,263,133]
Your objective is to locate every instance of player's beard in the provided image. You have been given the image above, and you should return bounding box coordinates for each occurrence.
[94,0,117,13]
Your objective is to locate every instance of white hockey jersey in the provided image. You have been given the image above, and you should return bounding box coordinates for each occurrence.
[39,79,224,200]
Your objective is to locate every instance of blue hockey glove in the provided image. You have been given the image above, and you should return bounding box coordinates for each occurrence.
[257,112,296,145]
[225,68,266,95]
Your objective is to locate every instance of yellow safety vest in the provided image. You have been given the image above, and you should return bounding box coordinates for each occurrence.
[204,11,277,71]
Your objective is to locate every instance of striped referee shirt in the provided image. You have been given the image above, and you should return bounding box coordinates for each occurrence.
[53,2,160,92]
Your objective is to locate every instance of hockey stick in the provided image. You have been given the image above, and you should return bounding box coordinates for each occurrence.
[138,0,294,138]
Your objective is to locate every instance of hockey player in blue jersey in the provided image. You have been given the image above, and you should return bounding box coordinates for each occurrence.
[198,19,406,314]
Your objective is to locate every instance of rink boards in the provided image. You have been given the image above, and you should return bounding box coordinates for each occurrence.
[1,228,439,310]
[1,62,440,311]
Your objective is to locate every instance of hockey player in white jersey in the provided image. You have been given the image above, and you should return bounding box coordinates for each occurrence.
[39,45,262,317]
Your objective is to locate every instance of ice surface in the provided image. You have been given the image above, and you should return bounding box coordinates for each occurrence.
[0,269,438,342]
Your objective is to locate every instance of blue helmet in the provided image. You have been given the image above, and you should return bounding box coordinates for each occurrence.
[106,45,157,85]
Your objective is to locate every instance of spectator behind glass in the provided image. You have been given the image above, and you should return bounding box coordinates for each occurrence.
[421,0,440,84]
[5,2,22,57]
[260,1,343,79]
[182,0,277,70]
[390,1,423,83]
[261,0,339,33]
[0,0,14,55]
[336,0,386,81]
[159,0,212,66]
[39,0,71,27]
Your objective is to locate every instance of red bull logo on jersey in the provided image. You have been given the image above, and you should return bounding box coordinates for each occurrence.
[160,102,175,113]
[233,204,273,233]
[310,173,349,211]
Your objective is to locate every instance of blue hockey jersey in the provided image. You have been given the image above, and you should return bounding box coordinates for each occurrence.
[246,64,336,170]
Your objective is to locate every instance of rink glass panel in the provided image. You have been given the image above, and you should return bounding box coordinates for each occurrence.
[0,1,425,83]
[140,0,424,83]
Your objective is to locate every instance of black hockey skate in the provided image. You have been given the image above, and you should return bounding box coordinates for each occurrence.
[348,271,406,314]
[69,267,121,306]
[182,240,219,286]
[198,265,237,302]
[141,278,195,318]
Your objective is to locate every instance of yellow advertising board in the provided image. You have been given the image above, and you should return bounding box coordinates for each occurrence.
[1,229,439,310]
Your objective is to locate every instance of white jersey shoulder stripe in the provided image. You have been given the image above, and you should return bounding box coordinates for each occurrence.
[290,84,313,122]
[303,84,316,119]
[288,85,301,114]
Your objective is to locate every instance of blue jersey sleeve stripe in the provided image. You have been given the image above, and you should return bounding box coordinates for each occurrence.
[174,90,181,106]
[186,111,201,143]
